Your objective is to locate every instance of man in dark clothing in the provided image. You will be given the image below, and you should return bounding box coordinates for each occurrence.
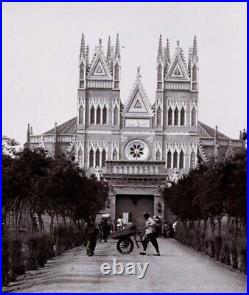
[101,217,111,242]
[84,218,99,256]
[140,212,160,256]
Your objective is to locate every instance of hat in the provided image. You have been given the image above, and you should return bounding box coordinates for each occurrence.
[143,212,150,217]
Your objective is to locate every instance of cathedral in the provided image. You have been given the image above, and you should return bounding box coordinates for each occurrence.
[26,34,243,225]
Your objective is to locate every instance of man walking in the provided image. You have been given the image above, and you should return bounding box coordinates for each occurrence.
[140,212,160,256]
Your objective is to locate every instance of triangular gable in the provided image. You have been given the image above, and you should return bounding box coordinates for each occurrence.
[88,52,112,80]
[166,54,189,81]
[124,82,153,115]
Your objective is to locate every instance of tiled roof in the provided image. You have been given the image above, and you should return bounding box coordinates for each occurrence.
[197,121,230,139]
[42,117,230,140]
[43,117,77,135]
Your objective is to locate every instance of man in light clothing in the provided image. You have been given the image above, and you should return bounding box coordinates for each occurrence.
[116,216,124,231]
[140,212,160,256]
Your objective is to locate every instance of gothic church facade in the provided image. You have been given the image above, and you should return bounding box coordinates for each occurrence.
[27,34,243,225]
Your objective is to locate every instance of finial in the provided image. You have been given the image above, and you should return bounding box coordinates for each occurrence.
[177,40,180,47]
[136,66,142,81]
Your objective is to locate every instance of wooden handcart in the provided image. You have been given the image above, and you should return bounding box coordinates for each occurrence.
[110,225,146,254]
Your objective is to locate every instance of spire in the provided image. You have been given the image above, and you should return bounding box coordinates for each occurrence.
[114,34,120,60]
[164,38,171,72]
[188,47,193,75]
[98,38,102,50]
[80,33,85,59]
[106,36,111,64]
[165,38,171,63]
[214,125,218,160]
[27,123,30,143]
[86,45,89,71]
[192,35,198,62]
[157,34,163,61]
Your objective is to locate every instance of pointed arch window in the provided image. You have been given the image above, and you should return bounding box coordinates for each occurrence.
[114,64,119,80]
[80,64,84,80]
[180,107,185,126]
[103,106,107,124]
[157,107,161,126]
[156,150,160,161]
[79,105,83,124]
[96,106,101,124]
[168,108,173,126]
[190,151,196,169]
[96,149,100,167]
[192,65,197,82]
[174,108,179,126]
[167,151,172,169]
[179,151,184,169]
[102,149,106,167]
[89,149,94,167]
[90,106,95,124]
[113,149,118,160]
[157,64,162,81]
[173,151,178,168]
[78,148,83,167]
[191,108,197,126]
[113,106,118,125]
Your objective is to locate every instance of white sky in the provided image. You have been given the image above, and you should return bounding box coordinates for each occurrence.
[3,2,247,145]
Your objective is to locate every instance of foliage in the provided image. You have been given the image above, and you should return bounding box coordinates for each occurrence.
[163,151,246,222]
[2,137,109,233]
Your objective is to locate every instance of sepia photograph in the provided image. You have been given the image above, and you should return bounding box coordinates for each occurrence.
[2,2,247,292]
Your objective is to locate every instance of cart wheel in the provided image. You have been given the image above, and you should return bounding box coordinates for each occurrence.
[117,238,134,254]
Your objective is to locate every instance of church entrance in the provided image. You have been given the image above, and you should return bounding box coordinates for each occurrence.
[115,194,154,227]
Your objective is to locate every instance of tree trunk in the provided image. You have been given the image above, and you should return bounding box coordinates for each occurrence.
[56,214,60,226]
[50,215,54,233]
[37,212,44,232]
[16,200,24,232]
[62,212,66,227]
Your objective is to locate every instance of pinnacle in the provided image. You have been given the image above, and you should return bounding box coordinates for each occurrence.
[80,33,85,58]
[115,34,120,59]
[157,34,163,61]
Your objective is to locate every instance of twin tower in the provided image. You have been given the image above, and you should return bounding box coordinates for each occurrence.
[76,34,199,172]
[77,33,199,129]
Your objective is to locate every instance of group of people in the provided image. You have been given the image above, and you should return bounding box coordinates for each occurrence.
[84,212,163,256]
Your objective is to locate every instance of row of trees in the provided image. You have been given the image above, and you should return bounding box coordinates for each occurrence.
[2,136,109,233]
[163,151,246,226]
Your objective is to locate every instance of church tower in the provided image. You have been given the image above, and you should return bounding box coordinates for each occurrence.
[157,36,199,172]
[76,34,121,170]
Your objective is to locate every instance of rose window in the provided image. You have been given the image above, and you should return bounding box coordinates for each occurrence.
[125,140,149,161]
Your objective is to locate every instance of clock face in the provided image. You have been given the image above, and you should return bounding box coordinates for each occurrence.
[125,139,149,161]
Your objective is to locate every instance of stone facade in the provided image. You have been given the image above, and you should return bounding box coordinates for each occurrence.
[27,34,243,225]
